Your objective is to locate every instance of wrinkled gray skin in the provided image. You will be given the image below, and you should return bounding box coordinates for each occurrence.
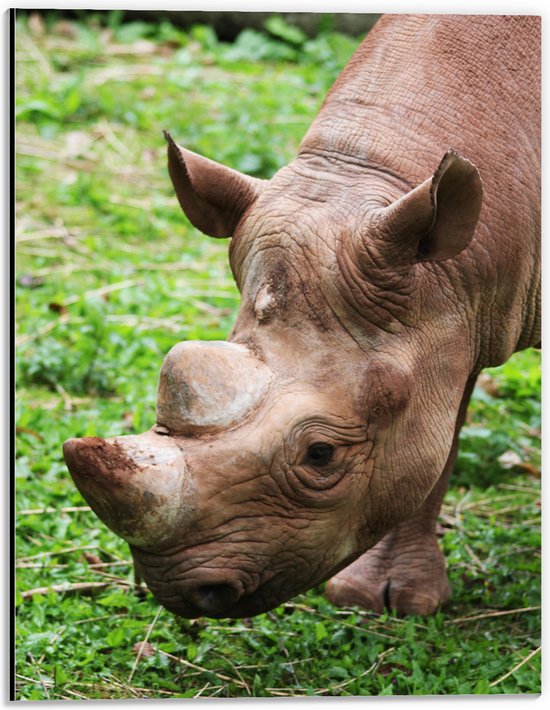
[64,15,540,619]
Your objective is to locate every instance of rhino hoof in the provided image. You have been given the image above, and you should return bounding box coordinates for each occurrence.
[326,574,450,616]
[325,535,452,616]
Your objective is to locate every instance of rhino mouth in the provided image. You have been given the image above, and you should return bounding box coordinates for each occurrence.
[132,544,358,619]
[131,542,309,619]
[152,587,282,620]
[149,578,318,620]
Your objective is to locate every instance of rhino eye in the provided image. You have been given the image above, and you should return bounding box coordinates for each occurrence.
[306,443,334,468]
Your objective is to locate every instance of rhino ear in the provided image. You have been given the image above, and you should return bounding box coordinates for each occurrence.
[164,130,265,238]
[376,151,483,262]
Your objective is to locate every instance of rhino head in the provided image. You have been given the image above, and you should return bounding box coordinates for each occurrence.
[64,132,482,618]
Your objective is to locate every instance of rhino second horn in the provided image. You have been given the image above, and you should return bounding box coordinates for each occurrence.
[156,341,273,434]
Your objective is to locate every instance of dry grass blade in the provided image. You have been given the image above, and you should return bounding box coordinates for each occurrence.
[16,312,70,347]
[193,682,222,698]
[62,278,145,306]
[29,263,112,277]
[265,688,311,697]
[15,31,51,74]
[17,142,96,170]
[460,493,527,511]
[15,673,49,685]
[103,674,144,698]
[16,278,144,347]
[15,426,45,441]
[73,613,128,627]
[87,64,165,85]
[158,650,249,690]
[21,581,111,599]
[489,646,540,688]
[56,382,74,411]
[318,647,396,695]
[16,226,83,243]
[25,653,52,699]
[286,601,401,639]
[446,606,541,625]
[216,655,251,696]
[499,483,541,494]
[105,314,189,332]
[128,606,163,682]
[59,688,90,700]
[18,544,99,563]
[18,246,67,258]
[18,562,70,569]
[463,543,487,573]
[172,288,239,300]
[327,615,400,641]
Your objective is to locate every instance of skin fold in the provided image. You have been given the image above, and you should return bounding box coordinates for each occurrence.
[63,14,540,618]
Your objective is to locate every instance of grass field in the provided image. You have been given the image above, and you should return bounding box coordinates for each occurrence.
[15,12,541,699]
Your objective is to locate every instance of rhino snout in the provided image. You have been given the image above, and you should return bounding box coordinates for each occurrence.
[131,547,252,618]
[192,583,241,615]
[179,579,243,617]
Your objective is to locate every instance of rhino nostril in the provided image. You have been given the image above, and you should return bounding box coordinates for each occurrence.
[192,583,241,616]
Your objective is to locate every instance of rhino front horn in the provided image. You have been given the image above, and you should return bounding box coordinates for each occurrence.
[156,340,273,435]
[63,432,192,548]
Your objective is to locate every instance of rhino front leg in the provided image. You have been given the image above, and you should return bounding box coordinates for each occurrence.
[325,498,452,615]
[326,376,477,616]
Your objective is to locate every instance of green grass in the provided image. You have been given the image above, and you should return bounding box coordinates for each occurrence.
[15,12,541,699]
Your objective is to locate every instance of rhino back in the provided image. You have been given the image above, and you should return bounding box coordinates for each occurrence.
[299,14,540,366]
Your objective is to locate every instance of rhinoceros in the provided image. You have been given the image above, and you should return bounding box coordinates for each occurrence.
[63,14,540,619]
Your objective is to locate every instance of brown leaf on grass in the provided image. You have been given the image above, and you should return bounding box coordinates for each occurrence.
[48,302,68,314]
[132,641,155,658]
[64,130,95,159]
[158,43,177,57]
[16,426,45,441]
[107,39,158,56]
[498,450,523,469]
[19,274,45,289]
[476,373,500,397]
[498,450,540,477]
[28,13,45,36]
[53,21,79,39]
[83,552,103,566]
[378,662,409,677]
[142,147,157,164]
[140,87,157,100]
[100,28,113,45]
[22,582,110,599]
[517,462,541,478]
